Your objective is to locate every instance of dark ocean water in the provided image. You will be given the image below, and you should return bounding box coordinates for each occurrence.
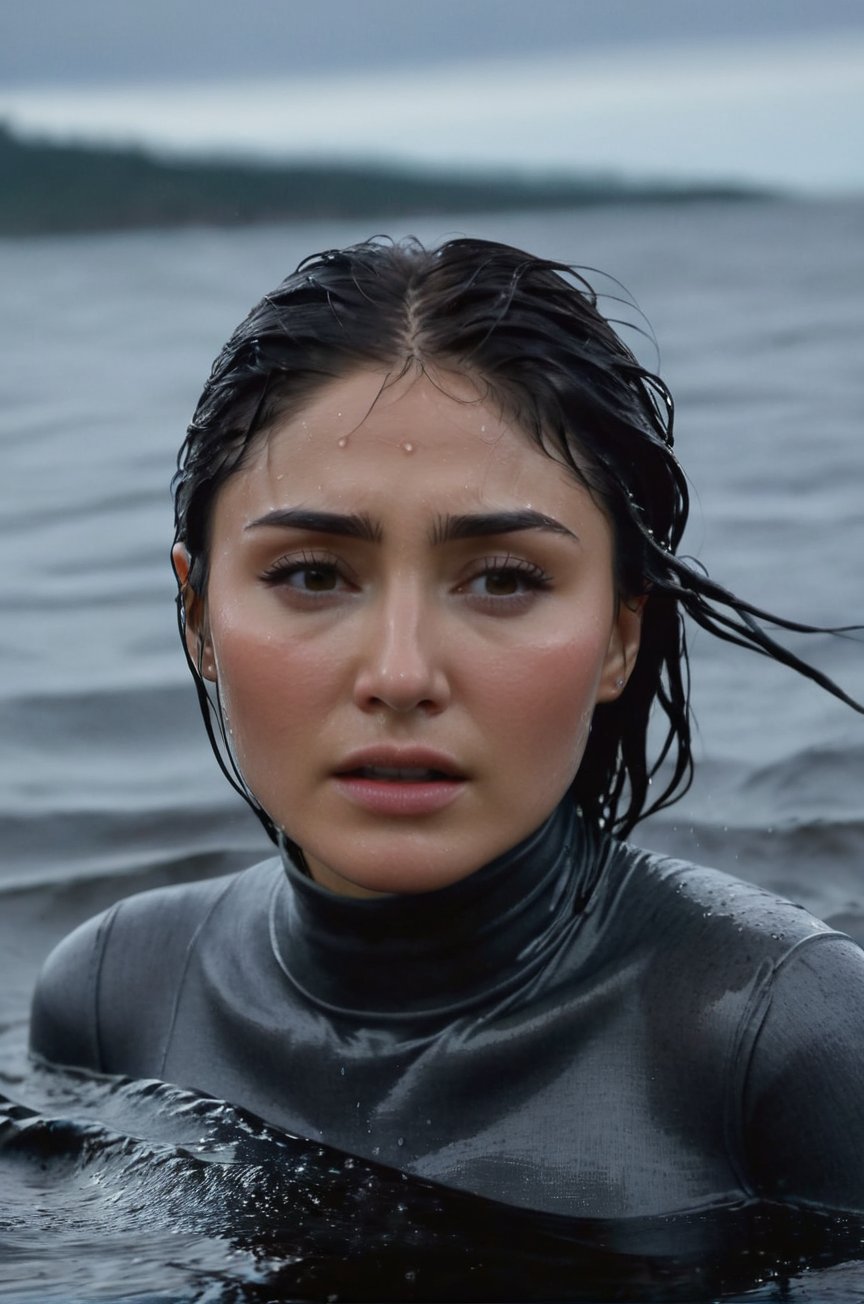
[1,198,863,1300]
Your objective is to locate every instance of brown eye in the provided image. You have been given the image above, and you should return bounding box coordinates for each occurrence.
[299,565,339,592]
[483,570,520,596]
[261,557,350,595]
[459,558,552,609]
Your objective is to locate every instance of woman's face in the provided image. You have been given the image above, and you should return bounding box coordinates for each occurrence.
[175,369,642,896]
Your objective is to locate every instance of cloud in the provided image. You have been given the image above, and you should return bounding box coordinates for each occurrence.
[2,31,862,192]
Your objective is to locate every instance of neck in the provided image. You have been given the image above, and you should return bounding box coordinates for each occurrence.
[272,802,601,1018]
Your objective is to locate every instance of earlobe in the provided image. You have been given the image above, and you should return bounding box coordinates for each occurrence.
[597,594,646,702]
[171,542,217,682]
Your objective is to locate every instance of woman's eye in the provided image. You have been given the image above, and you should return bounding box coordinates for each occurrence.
[292,565,339,592]
[461,561,551,604]
[261,558,349,595]
[477,569,523,596]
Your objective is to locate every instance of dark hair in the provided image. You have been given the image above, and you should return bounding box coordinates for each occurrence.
[173,236,861,844]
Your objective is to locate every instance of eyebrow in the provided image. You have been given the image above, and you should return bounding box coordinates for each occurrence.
[246,508,383,542]
[246,506,578,546]
[431,510,579,545]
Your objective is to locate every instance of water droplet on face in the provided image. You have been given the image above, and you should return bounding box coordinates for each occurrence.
[336,436,348,449]
[400,441,414,454]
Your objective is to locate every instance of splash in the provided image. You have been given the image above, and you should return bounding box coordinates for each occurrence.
[2,1069,863,1302]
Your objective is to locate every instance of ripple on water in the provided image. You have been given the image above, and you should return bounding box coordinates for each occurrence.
[2,1069,864,1302]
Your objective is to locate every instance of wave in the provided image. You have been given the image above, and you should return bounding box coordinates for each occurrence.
[2,1070,862,1302]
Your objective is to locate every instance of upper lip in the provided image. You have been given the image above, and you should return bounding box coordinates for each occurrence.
[334,746,466,779]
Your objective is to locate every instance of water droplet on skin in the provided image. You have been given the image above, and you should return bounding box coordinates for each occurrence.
[336,436,348,449]
[400,441,414,454]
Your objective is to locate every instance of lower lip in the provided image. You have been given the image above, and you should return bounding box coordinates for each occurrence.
[333,775,465,816]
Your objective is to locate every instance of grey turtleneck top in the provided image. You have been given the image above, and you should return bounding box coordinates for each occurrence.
[29,804,864,1218]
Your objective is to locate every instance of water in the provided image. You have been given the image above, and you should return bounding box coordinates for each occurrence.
[1,198,863,1299]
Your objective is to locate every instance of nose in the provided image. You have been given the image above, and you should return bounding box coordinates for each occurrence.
[353,587,450,716]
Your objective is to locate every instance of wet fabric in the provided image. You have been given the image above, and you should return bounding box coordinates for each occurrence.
[30,803,864,1218]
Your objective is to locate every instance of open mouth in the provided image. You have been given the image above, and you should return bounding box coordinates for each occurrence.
[332,757,466,814]
[343,765,458,783]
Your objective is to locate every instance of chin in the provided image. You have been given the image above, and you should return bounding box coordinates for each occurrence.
[306,841,490,898]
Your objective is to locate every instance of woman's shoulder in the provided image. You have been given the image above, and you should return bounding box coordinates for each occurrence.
[588,835,862,1011]
[603,836,841,946]
[29,856,282,1073]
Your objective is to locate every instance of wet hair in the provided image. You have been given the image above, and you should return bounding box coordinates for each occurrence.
[173,236,861,845]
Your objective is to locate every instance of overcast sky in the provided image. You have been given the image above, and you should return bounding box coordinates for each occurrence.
[3,1,863,193]
[4,0,864,84]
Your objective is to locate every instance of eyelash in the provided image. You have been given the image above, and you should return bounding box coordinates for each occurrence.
[261,551,351,595]
[459,555,552,605]
[259,552,553,608]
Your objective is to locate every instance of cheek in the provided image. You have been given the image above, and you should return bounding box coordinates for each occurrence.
[210,617,338,753]
[478,632,610,772]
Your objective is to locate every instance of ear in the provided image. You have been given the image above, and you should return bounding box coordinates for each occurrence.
[171,543,217,682]
[596,594,646,703]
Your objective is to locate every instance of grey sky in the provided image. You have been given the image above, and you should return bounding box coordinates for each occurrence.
[4,0,864,85]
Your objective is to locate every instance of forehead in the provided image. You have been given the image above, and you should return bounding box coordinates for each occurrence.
[212,368,605,532]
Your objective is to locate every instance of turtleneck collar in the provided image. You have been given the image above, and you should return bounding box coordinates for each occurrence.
[271,802,599,1019]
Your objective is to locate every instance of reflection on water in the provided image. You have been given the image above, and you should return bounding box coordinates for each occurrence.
[1,1066,863,1302]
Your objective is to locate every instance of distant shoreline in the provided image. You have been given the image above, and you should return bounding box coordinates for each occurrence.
[1,122,780,237]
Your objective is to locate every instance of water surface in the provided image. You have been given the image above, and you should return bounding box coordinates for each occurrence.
[1,198,863,1299]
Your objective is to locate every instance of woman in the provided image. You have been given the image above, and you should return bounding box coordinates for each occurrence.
[30,237,864,1220]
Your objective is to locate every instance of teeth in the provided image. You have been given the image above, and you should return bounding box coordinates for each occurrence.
[357,765,443,781]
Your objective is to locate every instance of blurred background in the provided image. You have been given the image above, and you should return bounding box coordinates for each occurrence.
[1,1,863,1060]
[2,0,863,193]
